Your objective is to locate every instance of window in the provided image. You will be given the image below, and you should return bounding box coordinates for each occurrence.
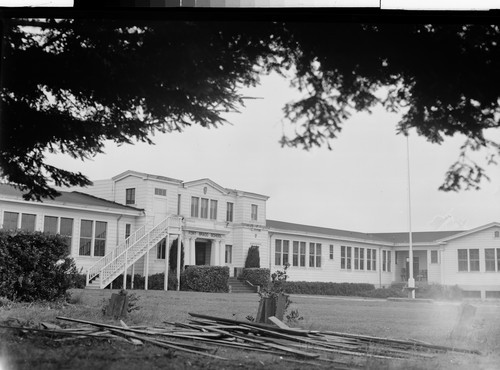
[316,244,322,268]
[79,220,93,256]
[309,243,315,267]
[359,248,364,270]
[200,198,209,219]
[157,239,166,259]
[497,248,500,271]
[371,249,377,271]
[354,247,359,270]
[485,249,496,272]
[154,188,166,196]
[226,202,234,222]
[20,214,36,231]
[341,246,352,270]
[44,216,58,234]
[125,223,131,239]
[387,251,391,272]
[251,204,258,221]
[458,249,468,271]
[3,211,18,230]
[60,218,73,247]
[225,245,232,264]
[299,242,306,267]
[292,241,299,266]
[177,194,181,215]
[275,239,282,265]
[382,250,387,272]
[469,249,480,271]
[125,188,135,205]
[94,221,107,257]
[495,231,499,238]
[79,220,107,257]
[43,216,73,248]
[367,249,372,271]
[191,197,199,217]
[329,245,334,260]
[210,200,218,220]
[283,240,289,265]
[431,250,438,264]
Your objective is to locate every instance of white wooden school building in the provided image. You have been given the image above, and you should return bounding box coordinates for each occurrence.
[0,170,499,299]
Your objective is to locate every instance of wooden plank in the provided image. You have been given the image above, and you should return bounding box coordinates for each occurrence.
[268,316,290,329]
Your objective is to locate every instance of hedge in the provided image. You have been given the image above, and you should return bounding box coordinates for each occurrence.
[241,268,270,287]
[107,272,178,290]
[0,230,78,301]
[281,281,375,296]
[181,265,229,292]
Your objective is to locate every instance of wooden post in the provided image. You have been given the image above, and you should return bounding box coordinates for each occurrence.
[176,234,182,291]
[131,263,135,290]
[165,233,170,291]
[145,249,149,290]
[123,250,128,289]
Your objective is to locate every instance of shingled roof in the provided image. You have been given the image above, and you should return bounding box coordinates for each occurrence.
[0,184,143,213]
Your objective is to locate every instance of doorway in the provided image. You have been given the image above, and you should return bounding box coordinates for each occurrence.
[195,240,212,265]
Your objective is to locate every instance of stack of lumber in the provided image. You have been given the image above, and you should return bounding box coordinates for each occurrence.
[1,313,480,367]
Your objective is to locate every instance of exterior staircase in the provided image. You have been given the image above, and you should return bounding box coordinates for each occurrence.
[228,277,259,293]
[86,216,182,289]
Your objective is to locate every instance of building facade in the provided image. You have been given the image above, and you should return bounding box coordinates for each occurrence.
[0,170,499,299]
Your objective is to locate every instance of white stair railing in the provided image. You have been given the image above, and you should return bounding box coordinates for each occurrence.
[87,216,182,289]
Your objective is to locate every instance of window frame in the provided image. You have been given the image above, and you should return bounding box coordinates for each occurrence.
[226,202,234,222]
[225,245,233,264]
[125,188,136,205]
[191,196,199,218]
[251,204,258,221]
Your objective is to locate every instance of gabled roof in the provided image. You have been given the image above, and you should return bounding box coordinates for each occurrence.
[266,219,390,244]
[0,184,144,214]
[183,178,229,195]
[371,230,463,244]
[112,170,182,184]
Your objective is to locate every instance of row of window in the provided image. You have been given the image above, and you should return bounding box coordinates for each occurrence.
[2,211,107,258]
[341,246,391,272]
[275,240,322,268]
[458,248,500,272]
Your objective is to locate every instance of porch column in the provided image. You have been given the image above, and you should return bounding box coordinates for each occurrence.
[214,239,220,266]
[145,250,149,290]
[176,233,182,291]
[184,237,191,267]
[219,240,224,266]
[164,234,170,291]
[189,237,195,265]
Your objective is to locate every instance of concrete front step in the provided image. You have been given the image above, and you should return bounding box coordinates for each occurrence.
[228,278,258,293]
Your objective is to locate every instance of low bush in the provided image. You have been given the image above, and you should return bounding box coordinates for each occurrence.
[108,272,178,290]
[72,273,87,289]
[281,281,375,296]
[358,286,406,299]
[0,230,78,302]
[181,266,229,292]
[241,268,270,287]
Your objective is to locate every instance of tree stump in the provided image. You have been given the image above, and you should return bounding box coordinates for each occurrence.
[105,293,129,319]
[256,294,288,324]
[449,302,477,342]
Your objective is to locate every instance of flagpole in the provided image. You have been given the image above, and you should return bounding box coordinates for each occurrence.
[406,134,415,299]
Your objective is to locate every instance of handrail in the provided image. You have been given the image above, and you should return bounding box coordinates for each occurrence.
[96,216,182,287]
[87,223,148,283]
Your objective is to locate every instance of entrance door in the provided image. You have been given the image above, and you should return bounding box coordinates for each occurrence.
[405,257,419,279]
[195,241,206,265]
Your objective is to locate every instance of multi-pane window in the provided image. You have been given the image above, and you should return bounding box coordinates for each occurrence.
[383,250,390,272]
[367,249,372,271]
[210,200,218,220]
[225,245,232,264]
[251,204,258,221]
[458,249,468,271]
[299,242,306,267]
[359,248,364,270]
[125,223,131,239]
[354,247,360,270]
[2,211,18,230]
[94,222,107,257]
[79,220,93,256]
[44,216,58,234]
[282,240,289,265]
[315,244,321,267]
[292,241,299,266]
[371,249,377,271]
[309,243,315,267]
[469,249,480,271]
[387,251,391,272]
[497,248,500,271]
[79,220,107,257]
[154,188,166,196]
[226,202,234,222]
[191,197,199,217]
[485,249,496,272]
[275,239,282,265]
[125,188,135,205]
[329,245,334,260]
[20,214,36,231]
[341,246,352,270]
[200,198,209,219]
[431,250,438,264]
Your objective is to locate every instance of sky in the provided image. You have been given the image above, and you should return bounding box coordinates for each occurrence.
[44,72,500,233]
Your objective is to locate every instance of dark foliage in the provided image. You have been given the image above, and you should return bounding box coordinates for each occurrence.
[108,272,178,291]
[282,281,375,296]
[181,265,229,293]
[241,268,270,287]
[244,246,260,268]
[1,18,499,198]
[0,230,78,301]
[168,239,184,272]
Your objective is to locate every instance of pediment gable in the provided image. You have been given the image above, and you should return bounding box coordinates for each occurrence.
[183,178,229,196]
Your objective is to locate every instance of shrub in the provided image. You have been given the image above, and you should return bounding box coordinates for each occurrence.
[181,266,229,292]
[358,286,406,299]
[72,273,87,289]
[168,240,184,271]
[281,281,375,296]
[241,268,270,287]
[245,246,260,268]
[0,230,78,301]
[109,272,178,290]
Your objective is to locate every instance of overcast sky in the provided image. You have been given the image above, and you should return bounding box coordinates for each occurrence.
[44,72,500,233]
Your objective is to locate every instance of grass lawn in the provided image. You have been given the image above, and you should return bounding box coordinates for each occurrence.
[1,289,499,369]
